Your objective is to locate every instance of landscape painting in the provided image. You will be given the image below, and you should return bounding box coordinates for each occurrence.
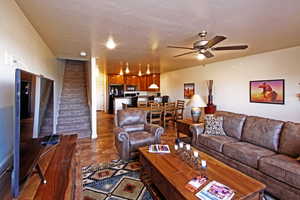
[250,79,284,104]
[184,83,195,99]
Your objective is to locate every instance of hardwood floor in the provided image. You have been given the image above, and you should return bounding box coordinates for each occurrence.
[19,111,178,199]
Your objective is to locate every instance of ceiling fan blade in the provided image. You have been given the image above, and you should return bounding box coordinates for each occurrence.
[203,51,214,58]
[211,45,248,51]
[205,36,226,48]
[174,51,198,57]
[167,45,194,50]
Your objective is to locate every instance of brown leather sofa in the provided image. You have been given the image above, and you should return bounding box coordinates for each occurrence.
[114,109,164,160]
[190,111,300,200]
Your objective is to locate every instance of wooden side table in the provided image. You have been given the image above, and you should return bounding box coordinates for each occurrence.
[176,119,203,143]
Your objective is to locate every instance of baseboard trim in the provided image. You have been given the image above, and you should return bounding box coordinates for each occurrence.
[0,153,13,175]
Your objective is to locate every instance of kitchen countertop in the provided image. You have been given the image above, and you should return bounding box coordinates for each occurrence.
[114,96,162,99]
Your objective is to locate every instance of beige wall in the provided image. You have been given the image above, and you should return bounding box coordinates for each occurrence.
[161,46,300,122]
[95,58,107,111]
[0,0,63,169]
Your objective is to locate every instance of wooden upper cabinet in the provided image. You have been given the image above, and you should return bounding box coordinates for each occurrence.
[108,74,124,85]
[125,75,139,86]
[108,74,160,91]
[139,76,148,91]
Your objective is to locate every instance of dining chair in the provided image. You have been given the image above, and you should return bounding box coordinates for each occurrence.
[147,100,155,106]
[175,100,185,120]
[122,103,128,110]
[162,95,169,105]
[163,102,176,127]
[138,101,147,107]
[149,103,163,126]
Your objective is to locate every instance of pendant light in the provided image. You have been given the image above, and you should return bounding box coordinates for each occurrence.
[146,64,151,75]
[148,64,159,89]
[119,68,124,75]
[138,64,142,76]
[125,62,130,74]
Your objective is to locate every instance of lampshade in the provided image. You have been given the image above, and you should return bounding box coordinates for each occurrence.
[187,94,206,107]
[149,83,159,89]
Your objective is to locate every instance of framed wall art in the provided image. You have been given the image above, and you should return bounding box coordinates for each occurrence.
[184,83,195,99]
[250,79,285,104]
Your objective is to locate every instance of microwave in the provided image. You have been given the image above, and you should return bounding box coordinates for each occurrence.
[126,85,137,91]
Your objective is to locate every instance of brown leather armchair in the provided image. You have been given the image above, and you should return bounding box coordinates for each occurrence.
[114,109,164,160]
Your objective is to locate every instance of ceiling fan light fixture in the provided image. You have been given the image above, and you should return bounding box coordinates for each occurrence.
[199,40,208,46]
[197,53,206,60]
[106,38,116,49]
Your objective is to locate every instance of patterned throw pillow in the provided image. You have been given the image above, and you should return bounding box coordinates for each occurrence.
[204,115,226,136]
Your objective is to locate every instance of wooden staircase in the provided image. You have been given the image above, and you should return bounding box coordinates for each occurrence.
[57,61,91,138]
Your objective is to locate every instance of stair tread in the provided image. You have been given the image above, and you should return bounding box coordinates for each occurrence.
[57,63,91,139]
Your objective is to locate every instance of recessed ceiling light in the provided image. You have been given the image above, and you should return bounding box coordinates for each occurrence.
[80,51,87,57]
[197,53,206,60]
[106,38,116,49]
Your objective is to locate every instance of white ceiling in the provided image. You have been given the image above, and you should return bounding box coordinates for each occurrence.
[15,0,300,73]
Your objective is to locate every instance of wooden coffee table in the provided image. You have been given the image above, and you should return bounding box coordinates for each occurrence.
[139,145,265,200]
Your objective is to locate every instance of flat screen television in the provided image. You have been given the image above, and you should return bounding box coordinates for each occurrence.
[12,69,54,197]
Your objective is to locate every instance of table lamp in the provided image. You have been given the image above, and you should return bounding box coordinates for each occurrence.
[187,94,206,123]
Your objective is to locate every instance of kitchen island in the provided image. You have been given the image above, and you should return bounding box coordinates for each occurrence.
[113,96,163,114]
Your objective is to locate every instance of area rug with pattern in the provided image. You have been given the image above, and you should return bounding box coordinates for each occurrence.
[82,160,276,200]
[82,160,153,200]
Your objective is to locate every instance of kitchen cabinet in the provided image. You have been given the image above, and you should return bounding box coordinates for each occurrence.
[125,75,139,86]
[139,76,148,91]
[108,74,160,91]
[108,74,124,84]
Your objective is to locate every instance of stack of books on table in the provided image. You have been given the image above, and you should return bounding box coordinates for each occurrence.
[195,180,235,200]
[148,144,170,154]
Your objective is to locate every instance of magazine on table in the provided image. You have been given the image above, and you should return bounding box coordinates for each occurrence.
[195,180,234,200]
[185,176,208,192]
[148,144,170,153]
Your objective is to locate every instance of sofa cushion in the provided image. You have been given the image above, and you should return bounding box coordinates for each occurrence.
[223,142,275,168]
[215,111,247,140]
[129,131,155,151]
[198,135,238,152]
[279,122,300,158]
[259,154,300,189]
[242,116,284,151]
[123,124,145,132]
[204,115,226,136]
[117,109,147,127]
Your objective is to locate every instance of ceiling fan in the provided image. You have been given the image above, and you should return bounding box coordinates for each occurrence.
[167,31,248,60]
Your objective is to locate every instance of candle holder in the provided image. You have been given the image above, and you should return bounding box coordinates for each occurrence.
[178,142,185,160]
[174,143,207,174]
[200,160,208,177]
[174,144,178,151]
[192,157,200,170]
